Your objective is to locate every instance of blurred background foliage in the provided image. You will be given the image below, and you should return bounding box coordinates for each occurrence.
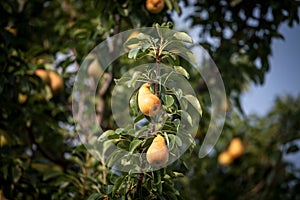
[0,0,299,199]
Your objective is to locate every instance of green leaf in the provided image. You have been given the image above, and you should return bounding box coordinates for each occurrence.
[154,171,161,185]
[173,32,193,43]
[141,41,152,52]
[175,88,183,99]
[79,174,99,185]
[142,136,154,148]
[129,139,143,153]
[174,66,190,79]
[136,51,149,60]
[124,37,139,47]
[117,140,130,150]
[165,95,175,107]
[165,191,178,200]
[102,140,115,155]
[156,26,173,40]
[183,94,202,116]
[115,128,124,135]
[134,114,145,123]
[175,136,182,147]
[87,193,105,200]
[136,33,152,41]
[128,46,141,59]
[43,170,62,181]
[168,134,176,149]
[186,50,197,65]
[180,110,193,126]
[107,150,122,167]
[134,126,148,136]
[127,71,142,88]
[101,185,113,195]
[173,119,180,130]
[112,176,125,195]
[98,130,115,142]
[180,98,188,110]
[164,0,173,10]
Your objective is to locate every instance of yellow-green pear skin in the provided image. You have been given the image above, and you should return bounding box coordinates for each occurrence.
[146,134,169,166]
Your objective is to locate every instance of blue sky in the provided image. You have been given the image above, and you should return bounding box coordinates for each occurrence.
[172,5,300,116]
[241,23,300,116]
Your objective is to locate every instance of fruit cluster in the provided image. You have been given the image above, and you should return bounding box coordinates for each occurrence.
[34,69,64,94]
[218,137,244,166]
[137,83,169,166]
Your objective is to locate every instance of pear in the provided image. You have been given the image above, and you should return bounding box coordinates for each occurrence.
[48,71,64,93]
[146,134,169,166]
[34,69,50,84]
[146,0,165,14]
[138,83,161,116]
[218,151,233,166]
[18,93,27,104]
[228,137,244,159]
[0,129,9,147]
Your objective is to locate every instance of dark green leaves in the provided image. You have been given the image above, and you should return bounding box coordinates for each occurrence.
[129,139,143,153]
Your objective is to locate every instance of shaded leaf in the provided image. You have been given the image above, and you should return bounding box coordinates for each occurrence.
[112,176,125,195]
[87,193,105,200]
[101,185,113,195]
[129,139,143,153]
[43,170,62,181]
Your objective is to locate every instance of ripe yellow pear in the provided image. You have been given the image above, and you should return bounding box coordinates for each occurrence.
[48,71,64,93]
[0,130,8,147]
[5,26,17,36]
[218,151,233,166]
[138,83,161,116]
[228,138,244,159]
[34,69,50,84]
[18,93,27,104]
[146,0,165,14]
[146,134,169,166]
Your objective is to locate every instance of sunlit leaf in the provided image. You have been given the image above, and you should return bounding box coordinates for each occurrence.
[173,32,193,43]
[165,95,175,107]
[184,94,202,116]
[174,66,190,79]
[179,110,193,126]
[128,46,141,59]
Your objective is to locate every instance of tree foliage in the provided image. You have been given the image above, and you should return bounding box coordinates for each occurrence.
[1,0,299,199]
